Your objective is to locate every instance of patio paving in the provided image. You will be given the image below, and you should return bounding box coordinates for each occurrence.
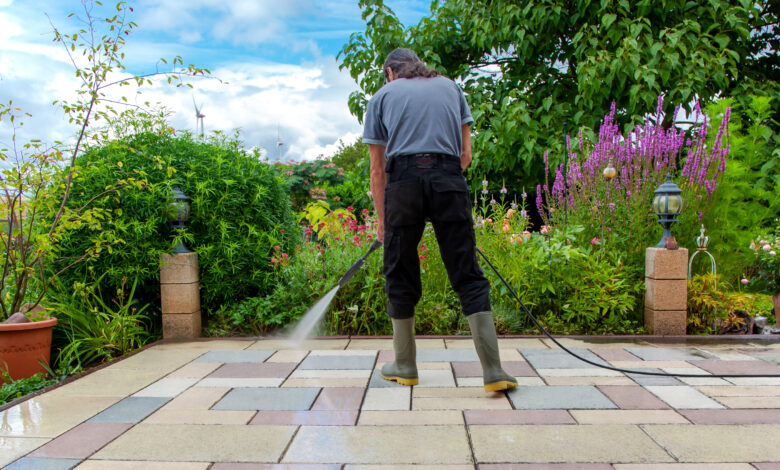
[2,336,780,469]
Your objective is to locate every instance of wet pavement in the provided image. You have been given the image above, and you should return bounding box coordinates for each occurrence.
[2,336,780,469]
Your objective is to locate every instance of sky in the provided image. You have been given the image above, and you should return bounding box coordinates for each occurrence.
[0,0,431,161]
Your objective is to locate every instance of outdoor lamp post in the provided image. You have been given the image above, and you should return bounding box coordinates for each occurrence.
[652,174,683,248]
[169,184,192,253]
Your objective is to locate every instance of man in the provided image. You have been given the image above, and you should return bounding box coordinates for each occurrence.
[363,48,517,393]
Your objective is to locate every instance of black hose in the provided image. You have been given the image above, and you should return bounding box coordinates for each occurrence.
[475,247,780,378]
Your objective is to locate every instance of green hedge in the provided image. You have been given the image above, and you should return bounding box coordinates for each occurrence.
[51,130,296,317]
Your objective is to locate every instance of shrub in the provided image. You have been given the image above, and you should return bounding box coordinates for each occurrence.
[222,194,647,337]
[49,275,153,369]
[748,218,780,294]
[537,96,731,270]
[687,274,774,334]
[51,127,296,318]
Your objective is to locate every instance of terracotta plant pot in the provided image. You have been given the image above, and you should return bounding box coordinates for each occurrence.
[0,317,57,383]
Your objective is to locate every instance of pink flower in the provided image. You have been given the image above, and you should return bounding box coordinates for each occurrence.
[741,278,749,285]
[507,208,515,218]
[763,244,772,251]
[347,206,354,213]
[274,245,280,251]
[540,225,550,234]
[770,251,777,256]
[280,229,285,233]
[591,237,601,246]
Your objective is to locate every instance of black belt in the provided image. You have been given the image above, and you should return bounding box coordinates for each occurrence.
[393,153,459,169]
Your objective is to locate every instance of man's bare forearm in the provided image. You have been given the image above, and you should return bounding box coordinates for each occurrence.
[369,144,387,242]
[461,123,472,171]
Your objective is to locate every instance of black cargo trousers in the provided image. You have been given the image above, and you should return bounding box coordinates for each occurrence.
[382,153,491,319]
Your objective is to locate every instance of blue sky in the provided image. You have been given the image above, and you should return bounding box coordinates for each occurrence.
[0,0,430,160]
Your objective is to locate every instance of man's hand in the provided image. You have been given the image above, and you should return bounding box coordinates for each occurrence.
[369,144,387,243]
[376,220,385,243]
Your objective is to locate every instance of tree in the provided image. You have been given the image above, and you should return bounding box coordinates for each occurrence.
[339,0,775,194]
[331,138,368,173]
[0,1,208,319]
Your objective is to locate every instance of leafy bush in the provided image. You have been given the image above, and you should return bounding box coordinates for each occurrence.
[0,372,57,406]
[275,159,346,209]
[679,97,779,284]
[49,275,153,369]
[51,127,297,318]
[687,274,774,334]
[537,96,731,271]
[218,195,646,336]
[748,219,780,294]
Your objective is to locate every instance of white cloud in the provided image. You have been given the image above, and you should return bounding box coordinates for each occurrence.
[0,0,381,163]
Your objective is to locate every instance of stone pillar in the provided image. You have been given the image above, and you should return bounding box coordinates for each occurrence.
[160,252,201,339]
[645,247,688,335]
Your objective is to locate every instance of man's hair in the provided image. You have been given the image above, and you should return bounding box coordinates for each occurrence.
[383,48,439,81]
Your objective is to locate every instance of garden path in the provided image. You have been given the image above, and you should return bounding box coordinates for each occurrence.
[2,336,780,469]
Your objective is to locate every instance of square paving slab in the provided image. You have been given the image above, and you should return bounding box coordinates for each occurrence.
[194,350,275,363]
[92,424,296,462]
[213,387,321,411]
[88,397,170,423]
[283,425,472,464]
[469,424,674,463]
[519,349,608,369]
[507,386,617,409]
[3,457,82,470]
[297,355,376,370]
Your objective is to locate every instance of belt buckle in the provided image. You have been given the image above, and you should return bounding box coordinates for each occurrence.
[415,154,435,169]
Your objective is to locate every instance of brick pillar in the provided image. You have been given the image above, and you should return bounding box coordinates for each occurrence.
[160,252,201,339]
[644,247,688,335]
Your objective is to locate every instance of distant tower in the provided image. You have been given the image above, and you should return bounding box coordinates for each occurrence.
[192,96,205,138]
[276,125,284,160]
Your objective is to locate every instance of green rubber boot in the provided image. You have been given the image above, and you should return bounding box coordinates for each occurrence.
[381,317,419,386]
[468,311,518,392]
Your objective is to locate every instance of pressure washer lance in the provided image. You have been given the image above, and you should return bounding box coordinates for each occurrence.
[475,247,780,379]
[286,240,382,346]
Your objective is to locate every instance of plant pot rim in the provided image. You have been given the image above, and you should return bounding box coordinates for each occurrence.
[0,317,57,331]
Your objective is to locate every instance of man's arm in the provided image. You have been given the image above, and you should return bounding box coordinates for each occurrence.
[369,144,387,243]
[461,123,472,171]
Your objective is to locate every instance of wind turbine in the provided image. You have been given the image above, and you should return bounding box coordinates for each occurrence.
[192,96,205,138]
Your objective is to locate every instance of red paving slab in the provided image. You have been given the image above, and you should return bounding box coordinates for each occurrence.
[310,387,366,411]
[208,362,298,378]
[679,409,780,424]
[589,348,642,362]
[597,385,671,410]
[250,410,358,425]
[753,464,780,470]
[377,350,394,362]
[28,422,132,459]
[465,410,576,425]
[453,361,537,377]
[690,360,780,375]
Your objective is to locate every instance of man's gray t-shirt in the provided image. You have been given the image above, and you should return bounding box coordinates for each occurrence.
[363,76,473,159]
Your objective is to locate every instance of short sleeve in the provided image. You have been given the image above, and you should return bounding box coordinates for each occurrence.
[362,95,388,146]
[458,85,473,126]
